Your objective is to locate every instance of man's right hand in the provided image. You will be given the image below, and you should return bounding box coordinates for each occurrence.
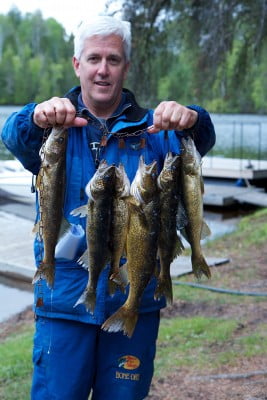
[33,97,88,129]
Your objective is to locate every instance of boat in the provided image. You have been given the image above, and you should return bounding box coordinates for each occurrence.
[0,159,34,201]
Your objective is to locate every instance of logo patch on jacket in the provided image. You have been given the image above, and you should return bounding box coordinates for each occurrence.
[118,355,140,370]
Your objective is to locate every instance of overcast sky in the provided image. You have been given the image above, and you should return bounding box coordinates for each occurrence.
[0,0,122,35]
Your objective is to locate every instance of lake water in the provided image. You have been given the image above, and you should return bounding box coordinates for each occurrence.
[210,113,267,157]
[0,106,22,159]
[1,105,267,159]
[0,278,32,323]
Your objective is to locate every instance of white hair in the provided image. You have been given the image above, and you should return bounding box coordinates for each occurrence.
[74,16,131,62]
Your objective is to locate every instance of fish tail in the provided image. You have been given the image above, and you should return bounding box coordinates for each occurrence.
[74,288,96,314]
[154,275,173,305]
[32,263,55,288]
[101,306,138,338]
[191,254,211,280]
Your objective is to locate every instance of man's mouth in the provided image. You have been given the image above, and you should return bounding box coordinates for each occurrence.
[95,81,111,87]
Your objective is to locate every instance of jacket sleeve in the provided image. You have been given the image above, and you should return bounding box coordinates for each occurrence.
[178,105,216,157]
[1,103,44,175]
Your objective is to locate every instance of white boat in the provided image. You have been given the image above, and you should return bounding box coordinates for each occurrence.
[0,159,35,201]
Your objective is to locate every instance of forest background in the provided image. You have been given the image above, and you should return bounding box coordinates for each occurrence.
[0,0,267,114]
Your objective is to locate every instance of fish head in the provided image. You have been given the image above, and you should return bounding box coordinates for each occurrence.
[42,127,68,165]
[158,152,180,190]
[181,137,199,157]
[115,163,130,198]
[131,156,158,203]
[86,160,116,200]
[181,137,201,175]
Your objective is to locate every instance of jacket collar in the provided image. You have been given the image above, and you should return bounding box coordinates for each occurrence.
[65,86,148,122]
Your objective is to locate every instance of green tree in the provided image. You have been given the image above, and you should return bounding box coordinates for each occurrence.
[108,0,267,113]
[1,2,267,112]
[0,7,76,105]
[120,0,173,106]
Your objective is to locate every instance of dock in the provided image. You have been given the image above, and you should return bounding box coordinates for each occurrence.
[202,156,267,180]
[0,210,229,283]
[202,156,267,207]
[170,256,230,277]
[204,182,267,207]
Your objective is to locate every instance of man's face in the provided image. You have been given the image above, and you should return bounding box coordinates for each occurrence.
[73,34,130,118]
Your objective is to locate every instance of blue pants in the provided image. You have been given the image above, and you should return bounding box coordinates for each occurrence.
[31,311,160,400]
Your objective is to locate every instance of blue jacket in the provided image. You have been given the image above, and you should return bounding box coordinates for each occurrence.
[1,86,216,324]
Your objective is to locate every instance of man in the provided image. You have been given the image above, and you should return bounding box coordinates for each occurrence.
[2,16,215,400]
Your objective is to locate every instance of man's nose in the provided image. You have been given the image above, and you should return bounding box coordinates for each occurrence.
[97,59,109,75]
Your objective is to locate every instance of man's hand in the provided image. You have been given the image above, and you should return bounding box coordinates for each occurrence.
[147,101,198,133]
[33,97,88,129]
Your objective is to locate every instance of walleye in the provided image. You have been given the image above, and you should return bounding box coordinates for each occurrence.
[102,156,159,338]
[73,160,116,313]
[180,137,211,279]
[32,126,68,288]
[109,163,130,293]
[155,152,184,304]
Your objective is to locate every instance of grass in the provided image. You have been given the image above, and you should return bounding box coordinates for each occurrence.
[205,207,267,254]
[0,326,34,399]
[235,209,267,246]
[155,316,239,373]
[155,307,267,376]
[154,207,267,376]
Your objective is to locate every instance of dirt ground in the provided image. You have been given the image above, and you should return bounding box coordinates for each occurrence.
[149,305,267,400]
[1,242,267,400]
[148,240,267,400]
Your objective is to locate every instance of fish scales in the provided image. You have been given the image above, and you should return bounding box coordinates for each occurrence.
[102,157,160,338]
[180,137,211,279]
[32,126,68,288]
[109,163,130,293]
[156,152,184,304]
[75,160,116,313]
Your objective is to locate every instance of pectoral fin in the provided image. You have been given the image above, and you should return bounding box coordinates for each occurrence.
[201,220,211,239]
[70,205,88,217]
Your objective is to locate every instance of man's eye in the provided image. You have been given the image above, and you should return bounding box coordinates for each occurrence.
[88,56,99,63]
[109,57,120,65]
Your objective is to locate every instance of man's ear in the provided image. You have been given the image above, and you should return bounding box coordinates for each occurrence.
[72,57,80,78]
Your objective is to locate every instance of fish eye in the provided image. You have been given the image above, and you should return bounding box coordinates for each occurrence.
[57,137,65,144]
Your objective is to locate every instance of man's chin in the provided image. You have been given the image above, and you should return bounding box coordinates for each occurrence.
[93,91,113,103]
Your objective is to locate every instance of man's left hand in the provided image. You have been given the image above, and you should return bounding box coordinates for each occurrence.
[147,101,198,133]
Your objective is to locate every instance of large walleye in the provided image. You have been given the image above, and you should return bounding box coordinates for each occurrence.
[180,137,211,279]
[102,156,160,338]
[155,152,184,304]
[109,163,130,293]
[72,160,116,313]
[32,126,68,288]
